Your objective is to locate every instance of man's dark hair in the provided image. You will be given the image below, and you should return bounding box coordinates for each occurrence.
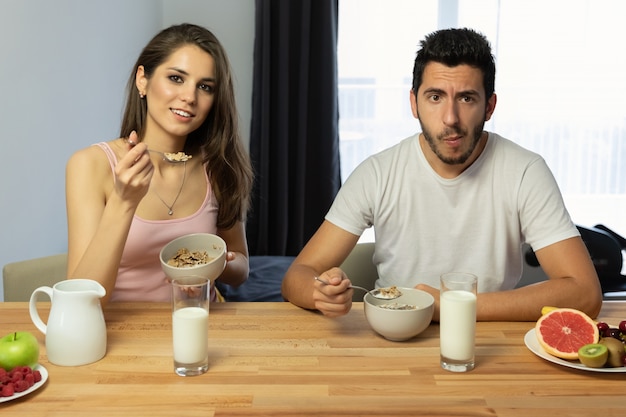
[412,28,496,98]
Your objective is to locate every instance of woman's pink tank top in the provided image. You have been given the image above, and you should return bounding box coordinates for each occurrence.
[95,142,219,302]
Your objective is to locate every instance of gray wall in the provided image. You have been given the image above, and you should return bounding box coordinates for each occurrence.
[0,0,254,300]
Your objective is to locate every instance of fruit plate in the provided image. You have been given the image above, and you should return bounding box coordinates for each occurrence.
[524,329,626,373]
[0,364,48,403]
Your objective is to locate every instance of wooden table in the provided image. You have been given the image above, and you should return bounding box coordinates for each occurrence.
[1,301,625,416]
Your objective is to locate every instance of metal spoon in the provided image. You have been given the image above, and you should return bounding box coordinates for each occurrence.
[125,138,192,163]
[314,276,402,300]
[148,150,192,163]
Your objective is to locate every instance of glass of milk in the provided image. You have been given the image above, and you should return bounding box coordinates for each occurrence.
[171,276,210,376]
[439,272,477,372]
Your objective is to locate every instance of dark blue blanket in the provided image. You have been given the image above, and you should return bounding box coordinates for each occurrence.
[215,256,294,302]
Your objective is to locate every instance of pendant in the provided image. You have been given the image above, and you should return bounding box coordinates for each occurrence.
[168,210,173,215]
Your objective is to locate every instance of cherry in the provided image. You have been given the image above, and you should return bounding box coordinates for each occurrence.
[597,322,610,336]
[608,328,622,340]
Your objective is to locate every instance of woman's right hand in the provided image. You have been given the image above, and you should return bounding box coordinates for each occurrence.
[114,131,153,205]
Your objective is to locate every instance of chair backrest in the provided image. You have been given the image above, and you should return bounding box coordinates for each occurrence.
[2,253,68,301]
[577,225,626,294]
[522,225,626,297]
[340,242,378,301]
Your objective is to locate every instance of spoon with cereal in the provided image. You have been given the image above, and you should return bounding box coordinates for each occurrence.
[314,276,402,300]
[125,134,192,163]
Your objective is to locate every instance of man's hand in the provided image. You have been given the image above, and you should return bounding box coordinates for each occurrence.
[313,267,354,318]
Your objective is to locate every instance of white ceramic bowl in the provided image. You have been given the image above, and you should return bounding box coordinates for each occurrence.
[160,233,227,282]
[363,287,435,341]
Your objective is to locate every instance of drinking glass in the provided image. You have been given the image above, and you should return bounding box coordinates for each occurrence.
[171,276,210,376]
[440,272,477,372]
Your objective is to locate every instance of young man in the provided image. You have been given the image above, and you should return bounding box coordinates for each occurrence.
[281,28,602,321]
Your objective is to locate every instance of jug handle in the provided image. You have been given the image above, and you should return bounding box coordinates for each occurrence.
[29,286,53,334]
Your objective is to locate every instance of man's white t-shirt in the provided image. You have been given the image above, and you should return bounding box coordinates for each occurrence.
[326,132,579,292]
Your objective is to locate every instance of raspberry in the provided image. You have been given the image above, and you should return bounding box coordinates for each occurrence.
[1,383,15,397]
[24,373,35,387]
[19,366,32,374]
[33,370,42,383]
[13,380,29,393]
[10,371,23,383]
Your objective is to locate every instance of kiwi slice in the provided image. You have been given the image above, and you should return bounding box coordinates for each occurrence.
[578,343,608,368]
[599,337,626,368]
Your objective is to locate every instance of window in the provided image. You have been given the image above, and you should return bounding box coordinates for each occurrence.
[338,0,626,238]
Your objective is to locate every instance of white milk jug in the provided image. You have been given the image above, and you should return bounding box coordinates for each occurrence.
[29,279,107,366]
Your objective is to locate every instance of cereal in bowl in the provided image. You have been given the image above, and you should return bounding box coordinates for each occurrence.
[378,303,418,310]
[167,248,212,267]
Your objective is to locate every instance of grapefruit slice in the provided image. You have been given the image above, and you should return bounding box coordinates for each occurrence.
[535,308,599,360]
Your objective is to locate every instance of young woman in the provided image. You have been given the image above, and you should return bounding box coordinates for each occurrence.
[66,24,253,305]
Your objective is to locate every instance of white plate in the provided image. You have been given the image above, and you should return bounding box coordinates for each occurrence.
[0,364,48,403]
[524,329,626,373]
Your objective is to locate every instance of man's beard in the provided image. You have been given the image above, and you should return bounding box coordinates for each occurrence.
[419,119,485,165]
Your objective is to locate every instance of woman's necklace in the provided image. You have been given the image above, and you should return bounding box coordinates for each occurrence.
[152,161,187,215]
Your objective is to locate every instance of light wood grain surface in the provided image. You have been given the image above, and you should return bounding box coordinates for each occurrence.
[1,301,625,416]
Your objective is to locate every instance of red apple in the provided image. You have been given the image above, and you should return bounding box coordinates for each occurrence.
[0,331,40,371]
